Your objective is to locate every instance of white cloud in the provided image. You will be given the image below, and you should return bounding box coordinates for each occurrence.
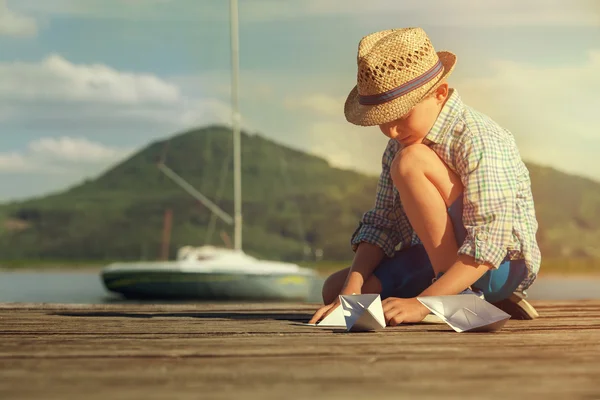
[11,0,215,21]
[28,137,130,164]
[425,0,599,27]
[268,0,600,26]
[0,152,32,172]
[0,137,131,174]
[11,0,599,26]
[455,49,600,180]
[0,0,37,36]
[306,121,389,175]
[284,94,345,118]
[0,54,180,105]
[0,53,233,183]
[0,54,231,134]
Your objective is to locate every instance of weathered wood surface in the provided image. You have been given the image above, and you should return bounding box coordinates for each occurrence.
[1,301,599,400]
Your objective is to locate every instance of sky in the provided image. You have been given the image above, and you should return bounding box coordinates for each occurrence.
[0,0,599,201]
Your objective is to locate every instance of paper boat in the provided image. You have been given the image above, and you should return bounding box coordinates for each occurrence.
[317,294,386,332]
[417,294,511,333]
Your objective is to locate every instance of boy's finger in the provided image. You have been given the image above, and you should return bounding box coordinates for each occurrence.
[384,308,404,326]
[308,307,326,324]
[319,303,339,321]
[308,304,332,324]
[382,300,397,314]
[384,307,400,325]
[382,302,391,313]
[389,313,404,327]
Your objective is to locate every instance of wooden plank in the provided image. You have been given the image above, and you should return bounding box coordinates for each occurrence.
[1,301,599,400]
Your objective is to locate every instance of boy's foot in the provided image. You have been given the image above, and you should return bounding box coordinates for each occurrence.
[491,293,539,320]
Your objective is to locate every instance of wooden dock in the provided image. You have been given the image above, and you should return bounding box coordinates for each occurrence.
[1,301,599,400]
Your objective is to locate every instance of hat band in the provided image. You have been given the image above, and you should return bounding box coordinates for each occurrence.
[358,59,444,106]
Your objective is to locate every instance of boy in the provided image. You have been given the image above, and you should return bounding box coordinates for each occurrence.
[309,27,541,326]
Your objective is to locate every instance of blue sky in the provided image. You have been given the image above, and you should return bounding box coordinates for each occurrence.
[0,0,599,201]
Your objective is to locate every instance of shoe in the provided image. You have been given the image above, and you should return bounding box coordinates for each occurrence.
[491,292,539,320]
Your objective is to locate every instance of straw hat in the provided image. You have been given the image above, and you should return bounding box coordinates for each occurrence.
[344,28,456,126]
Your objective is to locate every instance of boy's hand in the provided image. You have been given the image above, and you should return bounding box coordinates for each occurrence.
[308,298,341,325]
[382,297,429,326]
[308,285,361,325]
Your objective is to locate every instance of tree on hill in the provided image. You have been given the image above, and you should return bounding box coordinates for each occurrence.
[1,125,600,263]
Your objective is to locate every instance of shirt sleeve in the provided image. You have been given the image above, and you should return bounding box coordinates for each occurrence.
[350,140,413,258]
[455,131,517,268]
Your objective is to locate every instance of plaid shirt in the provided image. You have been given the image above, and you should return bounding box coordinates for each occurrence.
[351,89,541,291]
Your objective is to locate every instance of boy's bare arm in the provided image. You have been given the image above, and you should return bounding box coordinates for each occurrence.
[342,242,385,294]
[308,242,384,324]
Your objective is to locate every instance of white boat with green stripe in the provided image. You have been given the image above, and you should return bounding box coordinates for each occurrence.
[102,246,316,301]
[101,0,317,302]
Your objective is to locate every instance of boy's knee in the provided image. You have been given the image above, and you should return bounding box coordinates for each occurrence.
[391,143,433,181]
[391,143,463,206]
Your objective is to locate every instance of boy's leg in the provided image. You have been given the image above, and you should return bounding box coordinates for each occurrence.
[390,144,538,319]
[321,144,464,304]
[390,144,463,276]
[321,144,465,303]
[321,244,435,304]
[472,258,539,320]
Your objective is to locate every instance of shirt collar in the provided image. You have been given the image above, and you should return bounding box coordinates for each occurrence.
[424,88,463,145]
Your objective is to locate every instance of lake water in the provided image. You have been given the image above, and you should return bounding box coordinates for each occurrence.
[0,271,599,304]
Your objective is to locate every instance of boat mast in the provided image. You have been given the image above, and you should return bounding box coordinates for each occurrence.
[229,0,242,251]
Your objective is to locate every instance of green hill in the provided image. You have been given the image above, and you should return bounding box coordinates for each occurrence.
[1,125,600,265]
[0,126,375,262]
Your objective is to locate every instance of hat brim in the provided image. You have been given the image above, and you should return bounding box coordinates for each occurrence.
[344,51,457,127]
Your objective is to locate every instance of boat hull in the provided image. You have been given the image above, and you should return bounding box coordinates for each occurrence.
[102,269,315,301]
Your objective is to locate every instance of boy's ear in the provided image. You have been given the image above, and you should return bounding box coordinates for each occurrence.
[434,82,449,103]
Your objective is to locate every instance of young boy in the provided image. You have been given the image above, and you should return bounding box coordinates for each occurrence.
[309,27,541,326]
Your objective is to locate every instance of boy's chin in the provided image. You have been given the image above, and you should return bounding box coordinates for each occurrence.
[396,138,420,146]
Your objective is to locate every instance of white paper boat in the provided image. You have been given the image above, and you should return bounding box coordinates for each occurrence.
[316,294,386,332]
[417,294,511,333]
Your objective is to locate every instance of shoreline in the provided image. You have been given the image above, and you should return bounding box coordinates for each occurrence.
[1,266,600,279]
[0,266,105,274]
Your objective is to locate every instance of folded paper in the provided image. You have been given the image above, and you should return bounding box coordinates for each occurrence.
[317,294,386,332]
[417,294,511,333]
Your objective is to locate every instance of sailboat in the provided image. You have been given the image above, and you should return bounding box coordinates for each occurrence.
[100,0,317,301]
[101,242,317,301]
